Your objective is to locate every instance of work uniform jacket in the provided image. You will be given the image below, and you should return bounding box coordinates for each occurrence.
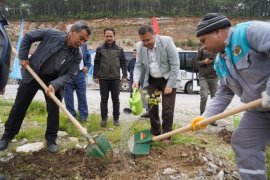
[204,21,270,118]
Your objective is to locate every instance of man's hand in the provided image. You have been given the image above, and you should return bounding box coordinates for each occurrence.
[132,82,139,90]
[164,86,172,95]
[45,84,55,96]
[191,116,207,131]
[94,78,99,84]
[83,67,88,74]
[19,60,29,69]
[203,58,212,65]
[262,91,270,108]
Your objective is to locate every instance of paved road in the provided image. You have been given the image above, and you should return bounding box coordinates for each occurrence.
[1,85,242,131]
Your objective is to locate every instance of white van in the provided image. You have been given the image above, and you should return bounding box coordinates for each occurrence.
[177,50,200,94]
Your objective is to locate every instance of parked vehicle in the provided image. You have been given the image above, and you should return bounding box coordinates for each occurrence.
[177,50,200,94]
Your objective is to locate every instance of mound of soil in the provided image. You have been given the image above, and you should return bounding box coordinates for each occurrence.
[0,144,235,179]
[218,128,233,144]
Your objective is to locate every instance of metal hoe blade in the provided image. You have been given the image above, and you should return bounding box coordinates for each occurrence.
[86,134,113,158]
[128,129,152,155]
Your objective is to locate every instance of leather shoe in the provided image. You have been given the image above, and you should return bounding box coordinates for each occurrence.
[141,111,150,118]
[100,119,107,127]
[0,139,9,151]
[48,143,59,153]
[114,120,120,126]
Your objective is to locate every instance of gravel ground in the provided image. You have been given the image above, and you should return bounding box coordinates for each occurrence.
[2,84,242,132]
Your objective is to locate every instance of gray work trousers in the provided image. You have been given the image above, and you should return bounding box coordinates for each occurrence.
[231,110,270,180]
[199,77,218,114]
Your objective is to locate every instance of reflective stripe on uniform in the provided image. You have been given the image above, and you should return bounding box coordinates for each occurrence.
[239,168,265,175]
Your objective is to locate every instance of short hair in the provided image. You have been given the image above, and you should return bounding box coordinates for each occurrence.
[71,21,91,35]
[104,28,115,35]
[138,25,154,35]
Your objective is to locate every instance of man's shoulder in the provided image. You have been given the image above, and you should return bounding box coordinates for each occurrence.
[113,43,123,51]
[46,28,65,35]
[156,35,173,44]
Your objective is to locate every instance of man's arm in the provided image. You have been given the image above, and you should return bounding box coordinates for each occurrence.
[165,37,180,88]
[119,48,127,79]
[195,48,205,66]
[50,56,81,91]
[93,47,101,79]
[202,83,235,118]
[82,43,91,69]
[247,22,270,95]
[18,28,49,60]
[133,43,143,85]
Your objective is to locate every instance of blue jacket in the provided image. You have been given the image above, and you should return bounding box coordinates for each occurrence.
[80,43,91,69]
[19,28,82,91]
[204,21,270,118]
[0,21,11,91]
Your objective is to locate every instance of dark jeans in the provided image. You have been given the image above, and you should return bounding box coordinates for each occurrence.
[2,77,62,143]
[148,76,176,135]
[64,71,88,121]
[99,79,120,120]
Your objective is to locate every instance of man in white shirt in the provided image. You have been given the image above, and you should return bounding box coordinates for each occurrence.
[132,25,179,140]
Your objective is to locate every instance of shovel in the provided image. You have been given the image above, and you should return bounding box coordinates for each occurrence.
[26,65,112,158]
[128,99,262,155]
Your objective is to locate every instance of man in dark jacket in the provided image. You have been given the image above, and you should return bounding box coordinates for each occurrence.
[0,21,91,153]
[195,47,218,126]
[93,28,127,127]
[64,24,91,122]
[0,14,11,95]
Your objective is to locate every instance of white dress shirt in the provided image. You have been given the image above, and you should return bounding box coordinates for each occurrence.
[148,43,162,78]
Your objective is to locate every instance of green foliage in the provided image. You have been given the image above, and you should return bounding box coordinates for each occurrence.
[27,101,47,116]
[0,99,13,122]
[3,0,270,20]
[266,146,270,178]
[140,89,161,111]
[15,127,45,141]
[180,39,200,48]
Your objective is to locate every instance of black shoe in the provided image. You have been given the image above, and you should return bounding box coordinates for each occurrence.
[210,122,218,126]
[114,120,120,126]
[0,139,9,151]
[100,119,107,127]
[141,111,150,118]
[48,143,59,153]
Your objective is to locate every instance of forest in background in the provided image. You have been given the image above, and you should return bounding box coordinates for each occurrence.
[1,0,270,20]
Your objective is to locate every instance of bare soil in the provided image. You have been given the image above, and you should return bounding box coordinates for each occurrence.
[218,129,233,144]
[0,144,235,179]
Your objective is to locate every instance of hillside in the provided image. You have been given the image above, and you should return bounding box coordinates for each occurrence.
[6,17,243,52]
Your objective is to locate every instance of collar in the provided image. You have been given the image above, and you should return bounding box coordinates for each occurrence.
[64,34,78,54]
[224,27,234,47]
[105,41,116,47]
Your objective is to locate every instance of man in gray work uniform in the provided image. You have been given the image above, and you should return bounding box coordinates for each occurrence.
[192,13,270,180]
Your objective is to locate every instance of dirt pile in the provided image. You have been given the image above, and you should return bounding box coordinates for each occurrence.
[218,128,233,144]
[0,144,236,179]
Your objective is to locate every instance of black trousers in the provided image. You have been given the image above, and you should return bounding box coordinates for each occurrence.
[2,78,62,143]
[99,79,120,120]
[148,76,176,136]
